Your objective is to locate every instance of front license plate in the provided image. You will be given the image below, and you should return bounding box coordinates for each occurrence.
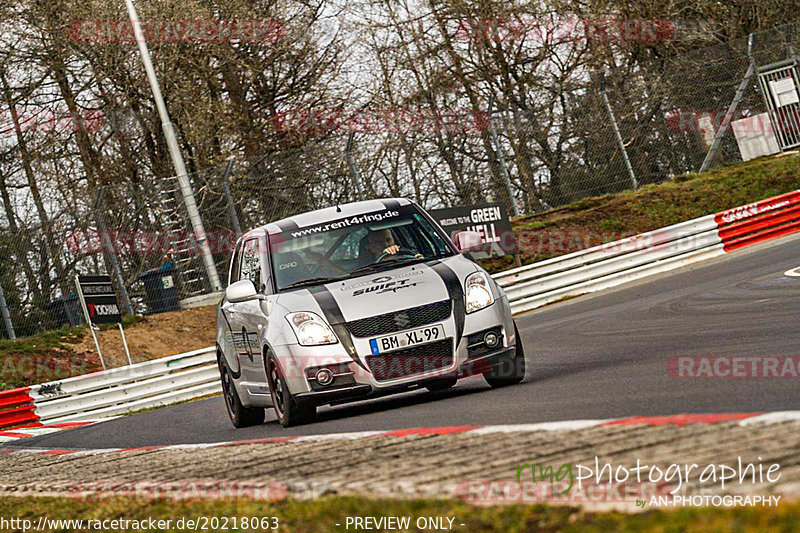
[369,324,445,355]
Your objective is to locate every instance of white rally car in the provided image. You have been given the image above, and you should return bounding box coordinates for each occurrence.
[216,199,525,427]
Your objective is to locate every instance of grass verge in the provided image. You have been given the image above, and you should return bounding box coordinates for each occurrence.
[0,327,101,390]
[0,496,795,532]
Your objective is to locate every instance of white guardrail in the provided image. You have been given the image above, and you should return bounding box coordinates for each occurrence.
[0,347,220,429]
[492,214,724,315]
[3,190,799,429]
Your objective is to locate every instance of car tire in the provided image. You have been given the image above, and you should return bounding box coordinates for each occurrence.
[218,354,265,428]
[266,354,316,427]
[483,322,526,388]
[425,377,458,392]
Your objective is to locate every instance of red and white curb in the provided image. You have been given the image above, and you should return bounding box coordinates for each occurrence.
[2,412,799,457]
[0,420,110,444]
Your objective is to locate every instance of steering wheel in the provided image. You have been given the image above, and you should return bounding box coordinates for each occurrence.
[376,248,419,263]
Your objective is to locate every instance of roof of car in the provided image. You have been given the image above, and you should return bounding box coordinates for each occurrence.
[246,198,414,237]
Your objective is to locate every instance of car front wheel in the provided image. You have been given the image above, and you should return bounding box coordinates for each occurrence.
[483,322,526,388]
[266,354,316,427]
[218,354,265,428]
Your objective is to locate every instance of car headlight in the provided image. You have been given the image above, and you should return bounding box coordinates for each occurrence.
[285,312,338,346]
[465,271,494,313]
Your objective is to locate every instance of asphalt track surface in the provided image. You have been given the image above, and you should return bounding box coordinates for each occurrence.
[9,235,800,449]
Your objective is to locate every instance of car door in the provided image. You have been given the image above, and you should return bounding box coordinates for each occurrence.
[235,235,272,392]
[220,239,251,377]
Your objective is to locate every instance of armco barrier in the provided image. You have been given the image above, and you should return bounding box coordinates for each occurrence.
[1,190,799,429]
[0,347,219,430]
[715,190,800,251]
[494,189,800,314]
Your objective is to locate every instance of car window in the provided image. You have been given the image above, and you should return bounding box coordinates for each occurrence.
[270,204,456,291]
[239,238,262,291]
[229,240,244,284]
[331,228,368,261]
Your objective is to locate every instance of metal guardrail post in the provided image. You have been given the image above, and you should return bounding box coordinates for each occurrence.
[487,95,520,216]
[700,33,756,173]
[0,284,15,340]
[346,132,366,201]
[221,158,242,235]
[600,72,638,190]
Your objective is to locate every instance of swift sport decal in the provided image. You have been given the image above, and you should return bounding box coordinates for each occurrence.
[308,285,365,370]
[330,265,450,320]
[353,278,420,296]
[341,270,424,293]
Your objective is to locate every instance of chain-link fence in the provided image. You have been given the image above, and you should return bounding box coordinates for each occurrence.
[1,20,799,342]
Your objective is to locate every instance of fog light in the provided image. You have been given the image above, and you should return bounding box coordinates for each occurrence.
[315,368,334,386]
[484,331,500,349]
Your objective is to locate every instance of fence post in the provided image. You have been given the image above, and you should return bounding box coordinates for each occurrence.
[94,187,134,316]
[600,72,638,190]
[221,158,242,235]
[346,132,366,201]
[700,33,756,173]
[0,284,15,340]
[124,0,222,292]
[487,95,520,216]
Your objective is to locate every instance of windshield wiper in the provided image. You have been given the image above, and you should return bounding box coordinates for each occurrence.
[282,276,344,290]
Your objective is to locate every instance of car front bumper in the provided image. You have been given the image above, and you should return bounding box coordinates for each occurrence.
[276,296,516,406]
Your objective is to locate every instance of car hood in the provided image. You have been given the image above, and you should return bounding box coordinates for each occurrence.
[275,255,478,324]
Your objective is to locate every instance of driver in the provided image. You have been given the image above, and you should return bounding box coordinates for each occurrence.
[304,228,400,276]
[358,229,399,267]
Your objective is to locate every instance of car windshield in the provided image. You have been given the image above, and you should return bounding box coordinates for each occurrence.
[270,205,455,291]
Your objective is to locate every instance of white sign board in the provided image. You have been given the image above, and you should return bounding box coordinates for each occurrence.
[769,78,800,107]
[732,113,780,161]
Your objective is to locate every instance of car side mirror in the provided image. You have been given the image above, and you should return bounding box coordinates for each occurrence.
[225,279,265,303]
[452,230,483,254]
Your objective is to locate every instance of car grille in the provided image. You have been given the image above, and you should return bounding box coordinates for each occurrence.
[345,300,452,337]
[367,338,453,382]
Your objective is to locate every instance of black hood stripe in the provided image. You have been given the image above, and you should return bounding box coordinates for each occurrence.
[430,262,466,346]
[309,285,365,370]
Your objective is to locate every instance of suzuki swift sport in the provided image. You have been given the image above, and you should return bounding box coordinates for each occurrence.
[216,198,526,427]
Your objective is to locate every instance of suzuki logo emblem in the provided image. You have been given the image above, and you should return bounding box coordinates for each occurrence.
[394,312,410,329]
